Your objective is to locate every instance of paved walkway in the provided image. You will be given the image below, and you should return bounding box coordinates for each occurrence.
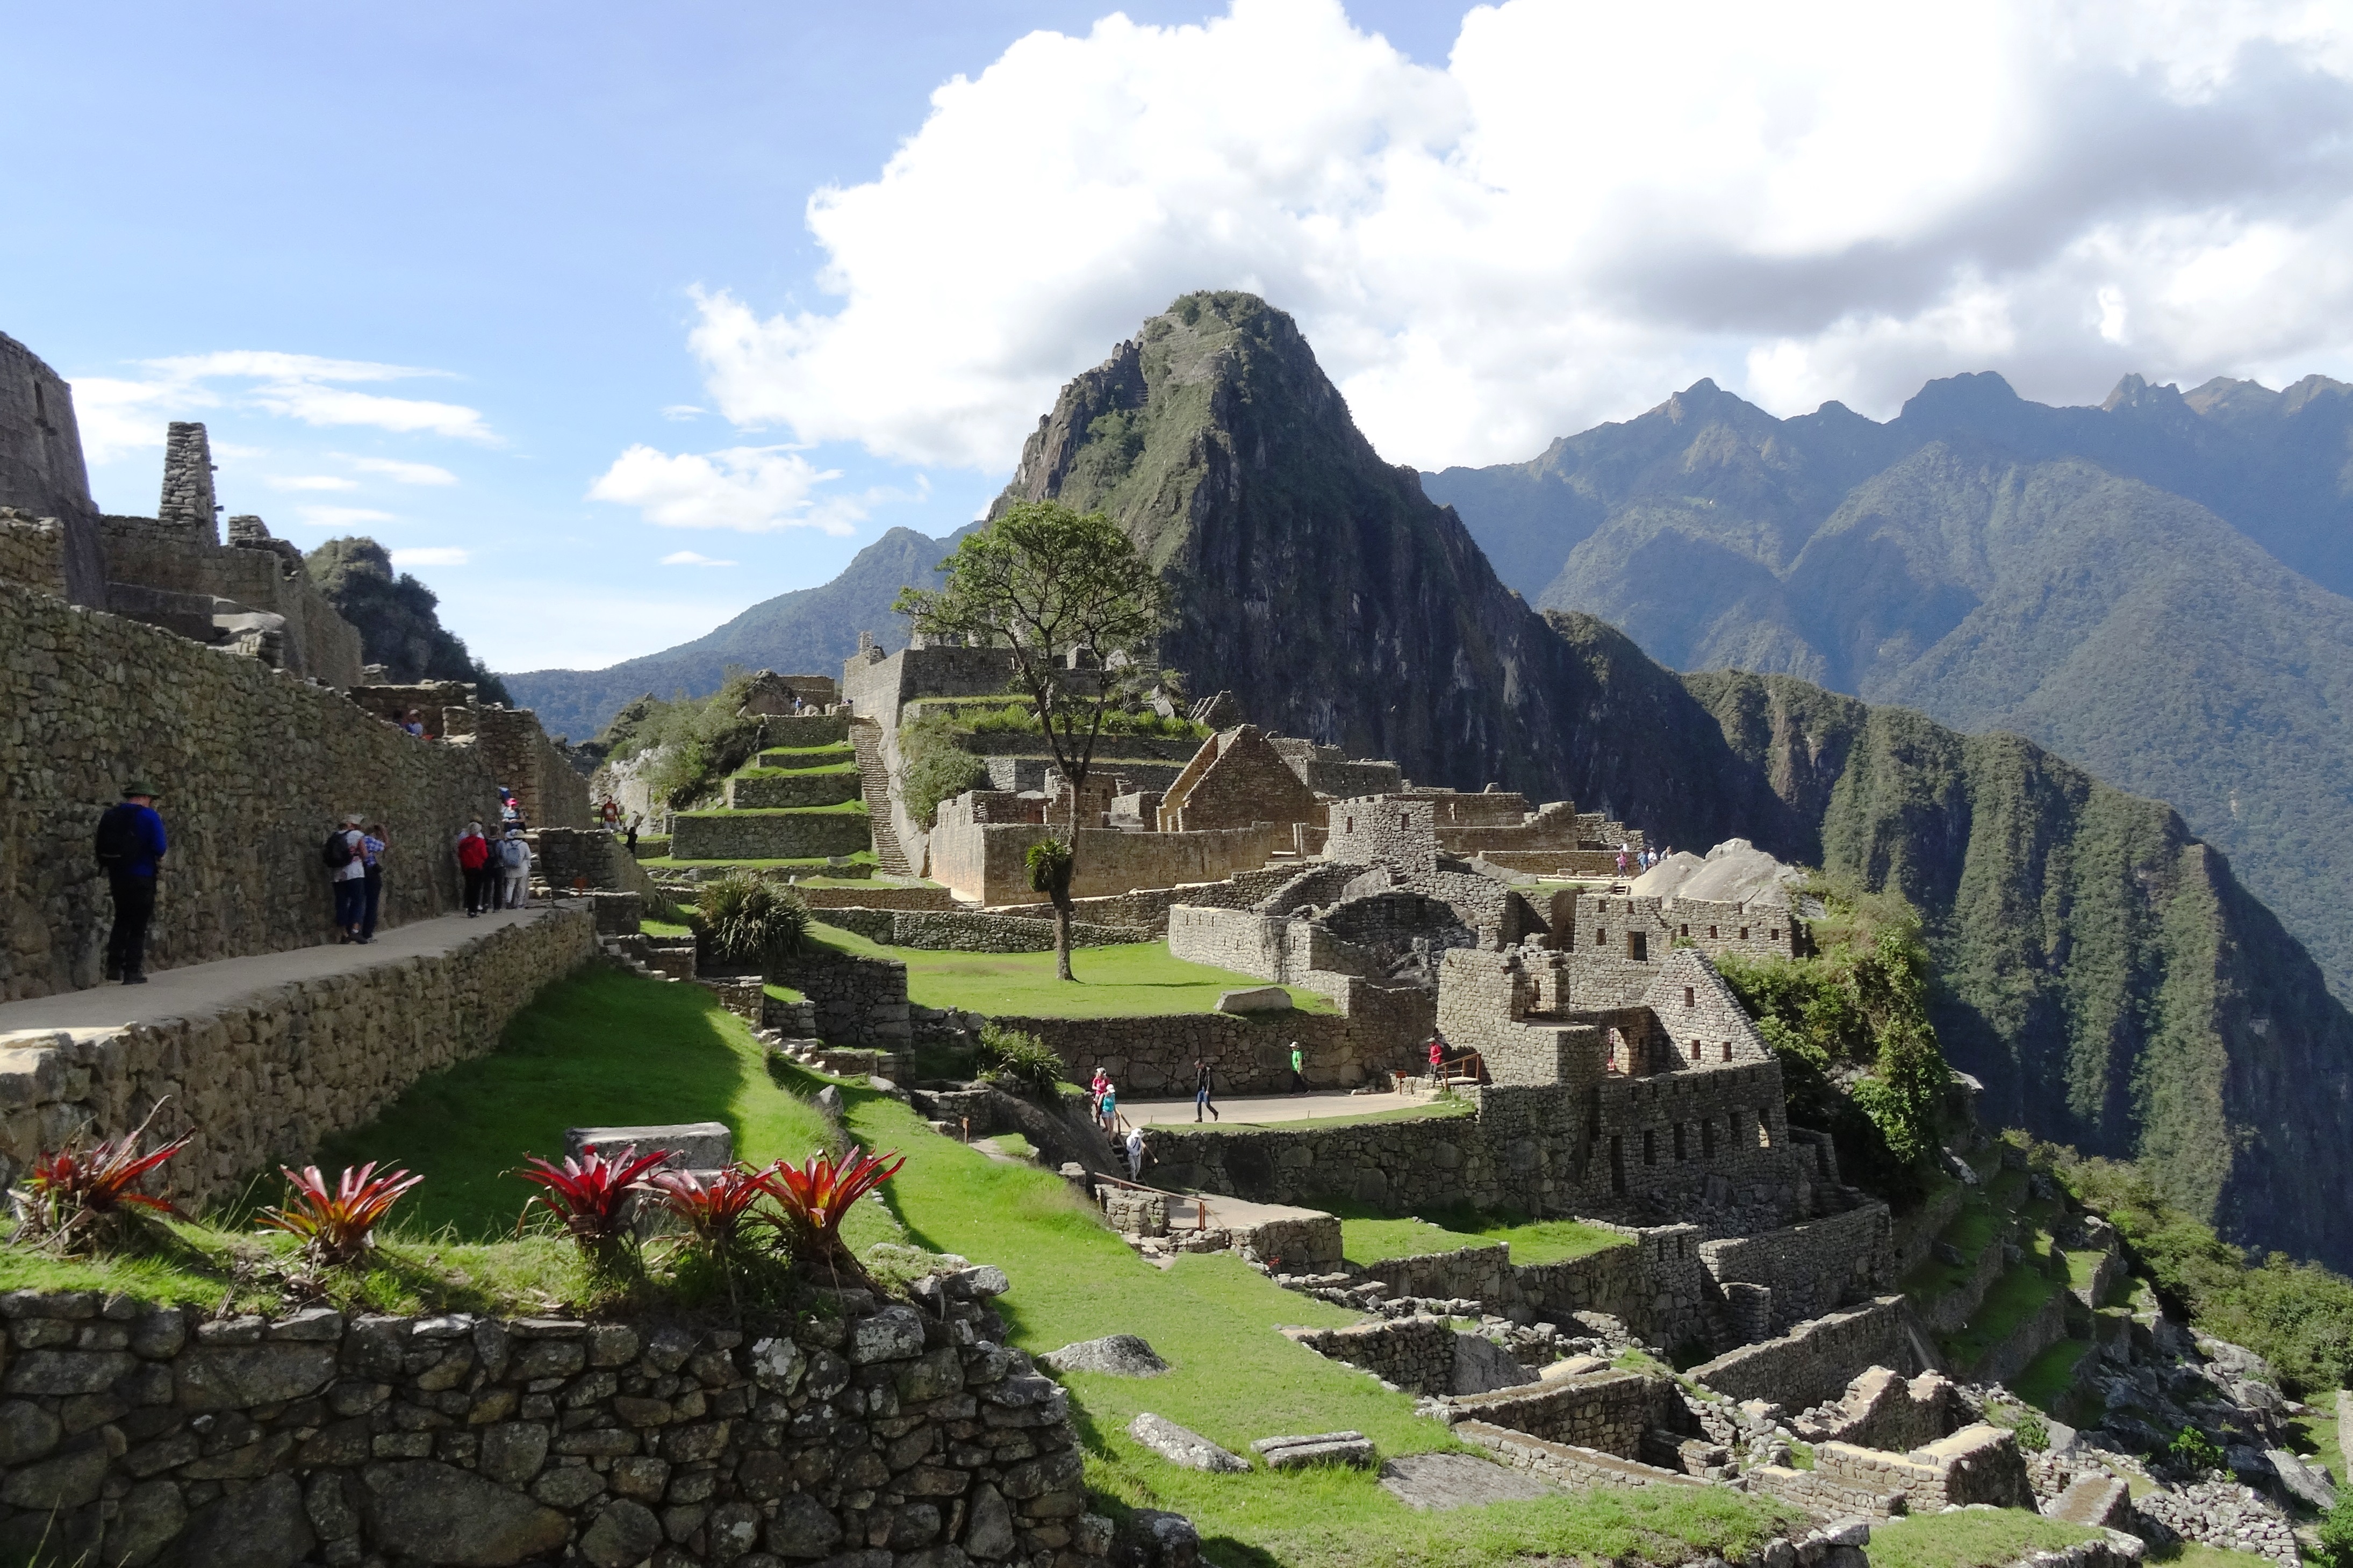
[0,907,556,1040]
[1121,1089,1424,1128]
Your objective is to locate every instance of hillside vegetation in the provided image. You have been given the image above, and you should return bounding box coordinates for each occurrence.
[305,535,510,704]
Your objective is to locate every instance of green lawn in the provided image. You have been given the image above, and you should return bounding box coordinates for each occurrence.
[809,923,1339,1018]
[1314,1197,1633,1269]
[2289,1401,2347,1485]
[676,800,871,817]
[1901,1202,2004,1300]
[1942,1256,2064,1373]
[2011,1337,2094,1412]
[1864,1511,2098,1568]
[637,851,879,871]
[1340,1215,1483,1265]
[822,1074,1796,1568]
[764,981,806,1004]
[644,917,692,937]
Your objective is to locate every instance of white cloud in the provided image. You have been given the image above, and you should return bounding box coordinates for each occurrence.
[391,547,470,568]
[662,405,706,420]
[660,550,741,566]
[691,0,2353,468]
[344,456,460,486]
[296,505,398,529]
[586,444,858,534]
[265,474,360,492]
[67,350,493,465]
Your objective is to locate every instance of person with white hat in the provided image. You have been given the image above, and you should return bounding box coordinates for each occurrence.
[325,811,369,943]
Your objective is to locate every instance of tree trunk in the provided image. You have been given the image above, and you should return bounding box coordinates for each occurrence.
[1050,856,1075,982]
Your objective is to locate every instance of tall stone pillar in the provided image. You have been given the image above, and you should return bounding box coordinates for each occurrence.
[159,422,219,540]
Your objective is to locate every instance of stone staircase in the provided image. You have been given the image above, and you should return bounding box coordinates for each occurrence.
[849,717,916,877]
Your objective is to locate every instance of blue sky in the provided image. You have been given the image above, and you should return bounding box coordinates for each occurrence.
[10,2,2352,673]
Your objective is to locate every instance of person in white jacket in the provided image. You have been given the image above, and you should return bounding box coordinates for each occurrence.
[499,828,533,909]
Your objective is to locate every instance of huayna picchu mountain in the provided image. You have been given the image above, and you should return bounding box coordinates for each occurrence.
[1006,291,2353,1270]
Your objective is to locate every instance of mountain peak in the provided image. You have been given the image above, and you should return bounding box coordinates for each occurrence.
[2101,372,2188,412]
[1897,370,2023,424]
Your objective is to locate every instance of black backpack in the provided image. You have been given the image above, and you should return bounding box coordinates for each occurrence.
[321,829,354,869]
[94,804,137,869]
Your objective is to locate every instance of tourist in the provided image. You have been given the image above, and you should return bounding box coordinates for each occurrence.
[1097,1078,1117,1134]
[327,812,368,943]
[499,827,532,909]
[1124,1124,1146,1180]
[456,821,492,916]
[1289,1041,1305,1094]
[1193,1058,1219,1123]
[601,797,621,832]
[1089,1067,1109,1122]
[625,812,641,853]
[360,823,388,943]
[402,708,425,738]
[499,792,523,830]
[1615,846,1630,876]
[93,779,167,985]
[1426,1036,1445,1084]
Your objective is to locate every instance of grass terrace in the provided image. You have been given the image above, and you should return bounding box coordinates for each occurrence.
[0,967,1804,1568]
[673,799,871,818]
[1156,1101,1476,1136]
[635,850,881,871]
[1314,1198,1635,1270]
[807,921,1337,1018]
[1864,1511,2101,1568]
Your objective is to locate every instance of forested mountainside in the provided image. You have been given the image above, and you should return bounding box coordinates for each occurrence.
[1001,291,2353,1268]
[1424,374,2353,1005]
[500,526,960,742]
[305,536,510,704]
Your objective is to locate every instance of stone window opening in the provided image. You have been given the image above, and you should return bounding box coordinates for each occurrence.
[1679,922,1689,937]
[1626,931,1647,961]
[1739,926,1748,940]
[1345,816,1353,832]
[1594,928,1607,946]
[1683,986,1695,1008]
[1642,1129,1656,1166]
[1720,1041,1732,1062]
[1756,1110,1773,1148]
[1673,1123,1687,1161]
[1769,927,1780,940]
[1689,1038,1701,1061]
[1701,1119,1716,1158]
[1709,925,1718,939]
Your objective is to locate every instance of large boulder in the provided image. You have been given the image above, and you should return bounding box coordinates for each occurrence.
[1128,1413,1248,1472]
[1043,1336,1170,1377]
[357,1461,571,1565]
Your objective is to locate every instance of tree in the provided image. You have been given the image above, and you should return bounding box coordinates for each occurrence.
[893,501,1166,978]
[305,537,511,703]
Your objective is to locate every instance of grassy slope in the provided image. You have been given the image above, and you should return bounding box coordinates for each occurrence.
[808,923,1338,1018]
[1865,1511,2100,1568]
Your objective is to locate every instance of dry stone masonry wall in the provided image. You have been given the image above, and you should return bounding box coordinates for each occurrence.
[0,1270,1129,1568]
[0,908,597,1205]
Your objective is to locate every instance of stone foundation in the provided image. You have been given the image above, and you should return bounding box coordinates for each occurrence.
[0,908,597,1205]
[0,1271,1134,1568]
[1437,1370,1669,1457]
[1687,1297,1923,1411]
[812,909,1153,954]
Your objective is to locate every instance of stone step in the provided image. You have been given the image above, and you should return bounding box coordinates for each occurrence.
[850,717,916,878]
[2043,1474,2132,1529]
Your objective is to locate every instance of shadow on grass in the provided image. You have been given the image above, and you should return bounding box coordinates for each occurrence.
[316,969,761,1241]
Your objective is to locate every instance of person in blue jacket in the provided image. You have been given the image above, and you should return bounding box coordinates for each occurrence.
[94,780,167,985]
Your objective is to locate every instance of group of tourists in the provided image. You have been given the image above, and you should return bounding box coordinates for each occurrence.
[597,796,644,851]
[322,813,390,944]
[454,816,533,916]
[1615,843,1670,877]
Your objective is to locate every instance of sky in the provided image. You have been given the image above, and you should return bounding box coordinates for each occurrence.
[9,1,2353,673]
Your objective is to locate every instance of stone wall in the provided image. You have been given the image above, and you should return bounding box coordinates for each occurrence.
[471,707,595,832]
[795,886,960,912]
[0,580,533,998]
[96,505,363,687]
[0,907,596,1205]
[1912,1225,2012,1338]
[1554,891,1802,1009]
[812,909,1152,954]
[0,509,68,598]
[1686,1297,1921,1411]
[671,809,875,862]
[1813,1425,2035,1512]
[1347,1235,1658,1333]
[1698,1205,1896,1337]
[1155,727,1320,833]
[731,771,863,810]
[533,829,662,903]
[1454,1421,1710,1494]
[1960,1273,2071,1386]
[0,332,107,607]
[769,950,912,1052]
[1016,1005,1422,1099]
[988,866,1306,934]
[928,808,1277,907]
[0,1270,1130,1568]
[1165,905,1372,990]
[1322,797,1440,875]
[1276,1318,1465,1398]
[1438,1370,1669,1458]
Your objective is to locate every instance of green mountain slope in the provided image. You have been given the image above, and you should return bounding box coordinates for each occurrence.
[305,536,510,703]
[500,526,960,741]
[993,290,2353,1267]
[1426,377,2353,1004]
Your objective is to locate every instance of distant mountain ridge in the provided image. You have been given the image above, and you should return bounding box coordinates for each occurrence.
[1424,372,2353,1005]
[501,526,962,741]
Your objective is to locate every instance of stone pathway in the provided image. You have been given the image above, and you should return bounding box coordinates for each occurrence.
[1123,1089,1425,1127]
[0,907,556,1040]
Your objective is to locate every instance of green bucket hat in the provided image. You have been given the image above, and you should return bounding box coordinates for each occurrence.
[121,780,159,800]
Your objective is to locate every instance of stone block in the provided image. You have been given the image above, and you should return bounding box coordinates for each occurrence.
[564,1121,733,1171]
[1215,986,1294,1015]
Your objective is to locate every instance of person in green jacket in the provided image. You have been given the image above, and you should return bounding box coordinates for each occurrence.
[1289,1041,1304,1094]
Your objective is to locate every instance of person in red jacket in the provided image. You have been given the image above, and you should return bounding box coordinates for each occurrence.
[455,821,492,916]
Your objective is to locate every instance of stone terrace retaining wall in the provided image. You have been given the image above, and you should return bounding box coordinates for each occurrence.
[989,866,1307,936]
[813,909,1153,954]
[1279,1318,1457,1397]
[1437,1370,1669,1458]
[672,809,875,862]
[1349,1236,1651,1330]
[1454,1420,1710,1493]
[1698,1204,1896,1336]
[0,1271,1133,1568]
[769,950,912,1052]
[796,886,962,912]
[0,580,534,999]
[0,907,598,1204]
[1914,1225,2011,1338]
[1008,1006,1421,1098]
[0,509,68,597]
[1962,1273,2072,1386]
[1687,1297,1919,1411]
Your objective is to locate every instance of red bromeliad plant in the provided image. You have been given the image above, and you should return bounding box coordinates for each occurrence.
[14,1120,192,1252]
[259,1162,424,1267]
[649,1163,775,1260]
[765,1147,905,1257]
[515,1145,671,1258]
